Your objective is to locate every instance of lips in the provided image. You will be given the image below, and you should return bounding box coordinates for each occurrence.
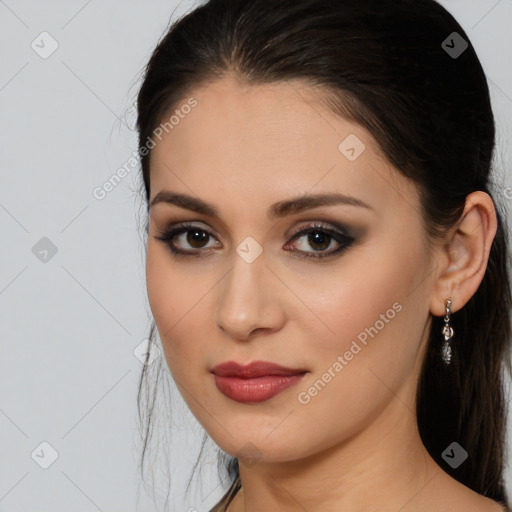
[211,360,308,378]
[211,360,308,404]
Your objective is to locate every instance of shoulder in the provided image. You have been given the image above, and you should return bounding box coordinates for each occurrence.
[406,468,509,512]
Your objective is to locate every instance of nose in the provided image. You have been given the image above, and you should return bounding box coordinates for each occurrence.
[215,251,286,341]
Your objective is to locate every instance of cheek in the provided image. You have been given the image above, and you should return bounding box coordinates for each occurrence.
[145,244,218,377]
[293,242,416,357]
[292,236,429,408]
[145,246,191,362]
[273,265,427,460]
[146,246,175,333]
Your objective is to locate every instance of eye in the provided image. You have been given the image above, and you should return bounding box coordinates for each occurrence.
[284,222,355,259]
[154,222,219,256]
[153,221,356,259]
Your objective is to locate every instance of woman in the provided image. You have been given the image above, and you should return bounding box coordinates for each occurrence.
[136,0,512,510]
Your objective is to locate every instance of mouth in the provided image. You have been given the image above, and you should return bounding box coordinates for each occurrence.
[211,360,308,404]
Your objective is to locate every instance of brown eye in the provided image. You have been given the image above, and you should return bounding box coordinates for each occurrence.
[285,223,355,259]
[304,231,332,251]
[154,222,219,255]
[185,229,210,248]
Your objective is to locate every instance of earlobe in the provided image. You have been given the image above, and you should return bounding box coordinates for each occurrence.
[429,191,497,317]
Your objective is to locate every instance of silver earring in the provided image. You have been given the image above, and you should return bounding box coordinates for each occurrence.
[441,298,454,365]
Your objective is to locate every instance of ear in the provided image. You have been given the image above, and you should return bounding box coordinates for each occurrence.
[430,191,497,316]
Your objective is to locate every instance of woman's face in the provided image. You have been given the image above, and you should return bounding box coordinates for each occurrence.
[146,75,438,464]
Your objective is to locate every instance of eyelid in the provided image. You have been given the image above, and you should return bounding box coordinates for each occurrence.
[158,218,354,239]
[287,220,355,239]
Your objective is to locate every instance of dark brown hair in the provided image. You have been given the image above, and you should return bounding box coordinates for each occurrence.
[135,0,512,510]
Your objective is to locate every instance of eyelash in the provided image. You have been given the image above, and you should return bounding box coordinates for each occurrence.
[154,221,356,260]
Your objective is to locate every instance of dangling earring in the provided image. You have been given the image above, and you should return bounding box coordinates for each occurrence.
[441,298,454,365]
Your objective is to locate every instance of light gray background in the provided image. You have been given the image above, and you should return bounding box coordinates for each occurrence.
[1,1,511,511]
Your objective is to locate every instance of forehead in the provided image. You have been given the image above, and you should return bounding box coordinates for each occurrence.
[149,75,420,220]
[151,74,376,163]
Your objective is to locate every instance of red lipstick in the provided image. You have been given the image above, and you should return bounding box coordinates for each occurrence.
[211,361,308,404]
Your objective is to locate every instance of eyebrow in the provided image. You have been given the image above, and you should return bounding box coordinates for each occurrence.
[149,190,373,219]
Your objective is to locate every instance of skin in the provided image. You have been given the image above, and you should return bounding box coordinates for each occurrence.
[145,74,502,512]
